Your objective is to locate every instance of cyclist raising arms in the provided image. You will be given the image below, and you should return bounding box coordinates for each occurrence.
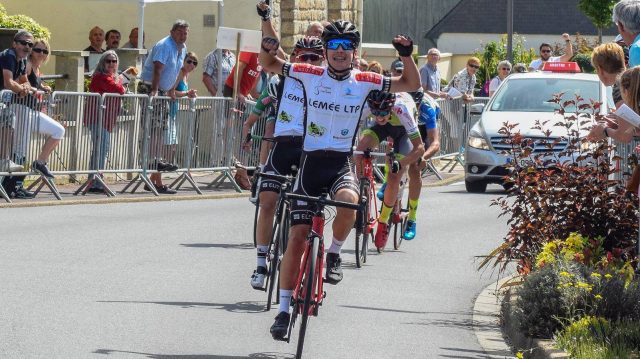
[356,91,425,250]
[243,34,325,289]
[257,1,421,340]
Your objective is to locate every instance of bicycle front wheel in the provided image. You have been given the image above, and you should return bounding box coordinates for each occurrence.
[355,179,370,268]
[296,234,319,359]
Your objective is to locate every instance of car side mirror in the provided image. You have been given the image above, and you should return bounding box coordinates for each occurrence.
[470,103,485,115]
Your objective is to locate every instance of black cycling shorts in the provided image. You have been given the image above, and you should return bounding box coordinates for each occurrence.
[290,151,359,226]
[259,137,303,193]
[362,123,413,158]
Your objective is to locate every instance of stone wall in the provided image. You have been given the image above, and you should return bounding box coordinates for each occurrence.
[278,0,360,54]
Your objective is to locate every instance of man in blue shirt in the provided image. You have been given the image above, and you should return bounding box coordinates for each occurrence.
[420,48,449,99]
[613,0,640,67]
[139,19,189,194]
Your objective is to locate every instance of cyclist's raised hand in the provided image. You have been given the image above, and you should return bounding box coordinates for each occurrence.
[257,0,271,21]
[392,34,414,57]
[261,37,280,57]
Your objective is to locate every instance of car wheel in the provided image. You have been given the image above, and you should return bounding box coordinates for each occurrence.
[465,180,487,193]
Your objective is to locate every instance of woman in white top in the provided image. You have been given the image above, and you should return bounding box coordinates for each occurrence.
[489,60,512,97]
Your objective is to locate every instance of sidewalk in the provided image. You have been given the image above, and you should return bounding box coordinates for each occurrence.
[0,161,464,208]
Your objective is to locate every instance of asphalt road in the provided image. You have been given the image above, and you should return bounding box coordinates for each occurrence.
[0,183,511,359]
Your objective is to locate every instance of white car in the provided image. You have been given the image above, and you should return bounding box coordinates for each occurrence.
[464,68,610,193]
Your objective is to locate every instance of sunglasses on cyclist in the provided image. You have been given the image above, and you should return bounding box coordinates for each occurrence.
[32,48,49,55]
[325,38,355,51]
[186,59,198,66]
[371,109,391,117]
[296,53,322,62]
[16,39,34,48]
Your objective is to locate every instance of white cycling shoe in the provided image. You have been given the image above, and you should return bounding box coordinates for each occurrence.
[250,266,268,290]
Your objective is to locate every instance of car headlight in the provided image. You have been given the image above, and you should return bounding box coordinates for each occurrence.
[468,134,490,150]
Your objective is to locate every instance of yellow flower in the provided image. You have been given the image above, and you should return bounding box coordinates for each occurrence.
[516,352,524,359]
[590,272,602,279]
[605,274,613,279]
[559,271,571,277]
[595,294,603,300]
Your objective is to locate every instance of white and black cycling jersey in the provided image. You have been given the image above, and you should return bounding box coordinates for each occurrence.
[282,62,391,152]
[274,76,305,137]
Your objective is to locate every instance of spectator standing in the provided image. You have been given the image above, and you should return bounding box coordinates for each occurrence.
[139,19,189,194]
[165,52,198,166]
[614,0,640,67]
[306,21,324,37]
[420,48,448,99]
[444,57,480,102]
[202,48,235,96]
[105,29,121,50]
[357,58,368,71]
[390,58,404,76]
[122,27,144,49]
[512,63,527,73]
[528,33,573,71]
[84,51,128,193]
[489,60,511,97]
[367,60,382,74]
[84,26,105,71]
[222,51,261,101]
[1,31,65,199]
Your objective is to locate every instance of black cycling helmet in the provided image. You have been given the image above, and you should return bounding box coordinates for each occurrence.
[322,20,361,47]
[367,90,396,112]
[409,89,424,107]
[295,36,324,52]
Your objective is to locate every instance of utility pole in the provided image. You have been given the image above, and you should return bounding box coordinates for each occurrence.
[507,0,513,63]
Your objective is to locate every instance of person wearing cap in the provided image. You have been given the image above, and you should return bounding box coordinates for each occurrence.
[612,0,639,66]
[528,33,573,71]
[390,58,404,76]
[420,48,449,99]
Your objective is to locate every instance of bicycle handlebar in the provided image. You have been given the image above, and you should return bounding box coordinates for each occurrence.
[352,149,388,158]
[257,171,296,183]
[286,193,361,211]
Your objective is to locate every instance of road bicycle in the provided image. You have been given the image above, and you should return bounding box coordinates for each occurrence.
[283,192,361,358]
[390,171,409,250]
[352,148,388,267]
[256,170,297,311]
[247,134,276,247]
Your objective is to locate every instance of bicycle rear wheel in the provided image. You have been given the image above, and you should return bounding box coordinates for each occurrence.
[296,235,319,359]
[355,179,370,268]
[267,205,289,310]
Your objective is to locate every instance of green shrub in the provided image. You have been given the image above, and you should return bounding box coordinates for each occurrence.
[0,3,50,40]
[473,34,537,90]
[556,316,640,359]
[514,265,566,338]
[572,52,595,73]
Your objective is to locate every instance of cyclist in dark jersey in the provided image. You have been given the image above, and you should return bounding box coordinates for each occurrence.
[257,1,422,340]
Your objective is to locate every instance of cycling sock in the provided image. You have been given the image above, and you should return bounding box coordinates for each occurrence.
[257,245,268,268]
[384,163,389,182]
[408,198,419,222]
[327,237,345,254]
[279,289,293,313]
[379,202,393,224]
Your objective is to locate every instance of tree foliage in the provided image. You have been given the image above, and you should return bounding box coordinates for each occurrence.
[0,3,50,40]
[578,0,616,29]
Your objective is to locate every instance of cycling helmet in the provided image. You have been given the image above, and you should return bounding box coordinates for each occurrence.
[295,36,324,52]
[322,20,361,47]
[367,90,396,112]
[267,76,280,100]
[409,89,424,107]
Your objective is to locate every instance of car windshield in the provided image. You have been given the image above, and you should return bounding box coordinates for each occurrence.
[489,78,600,112]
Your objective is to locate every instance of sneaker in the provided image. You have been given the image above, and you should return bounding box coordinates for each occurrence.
[270,311,290,341]
[325,252,343,284]
[376,182,386,201]
[31,160,54,178]
[155,185,177,194]
[374,221,390,250]
[403,220,417,240]
[157,161,178,172]
[250,266,268,290]
[12,187,35,199]
[87,187,104,194]
[0,159,23,172]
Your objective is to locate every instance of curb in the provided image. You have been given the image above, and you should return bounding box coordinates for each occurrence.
[473,275,570,359]
[473,276,516,358]
[424,173,464,187]
[0,192,249,209]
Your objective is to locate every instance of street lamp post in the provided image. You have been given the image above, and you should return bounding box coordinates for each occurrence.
[507,0,513,63]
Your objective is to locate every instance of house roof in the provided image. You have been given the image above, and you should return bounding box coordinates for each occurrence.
[425,0,618,43]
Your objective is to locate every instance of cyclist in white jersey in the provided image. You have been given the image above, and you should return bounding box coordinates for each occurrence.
[243,35,324,290]
[257,1,421,340]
